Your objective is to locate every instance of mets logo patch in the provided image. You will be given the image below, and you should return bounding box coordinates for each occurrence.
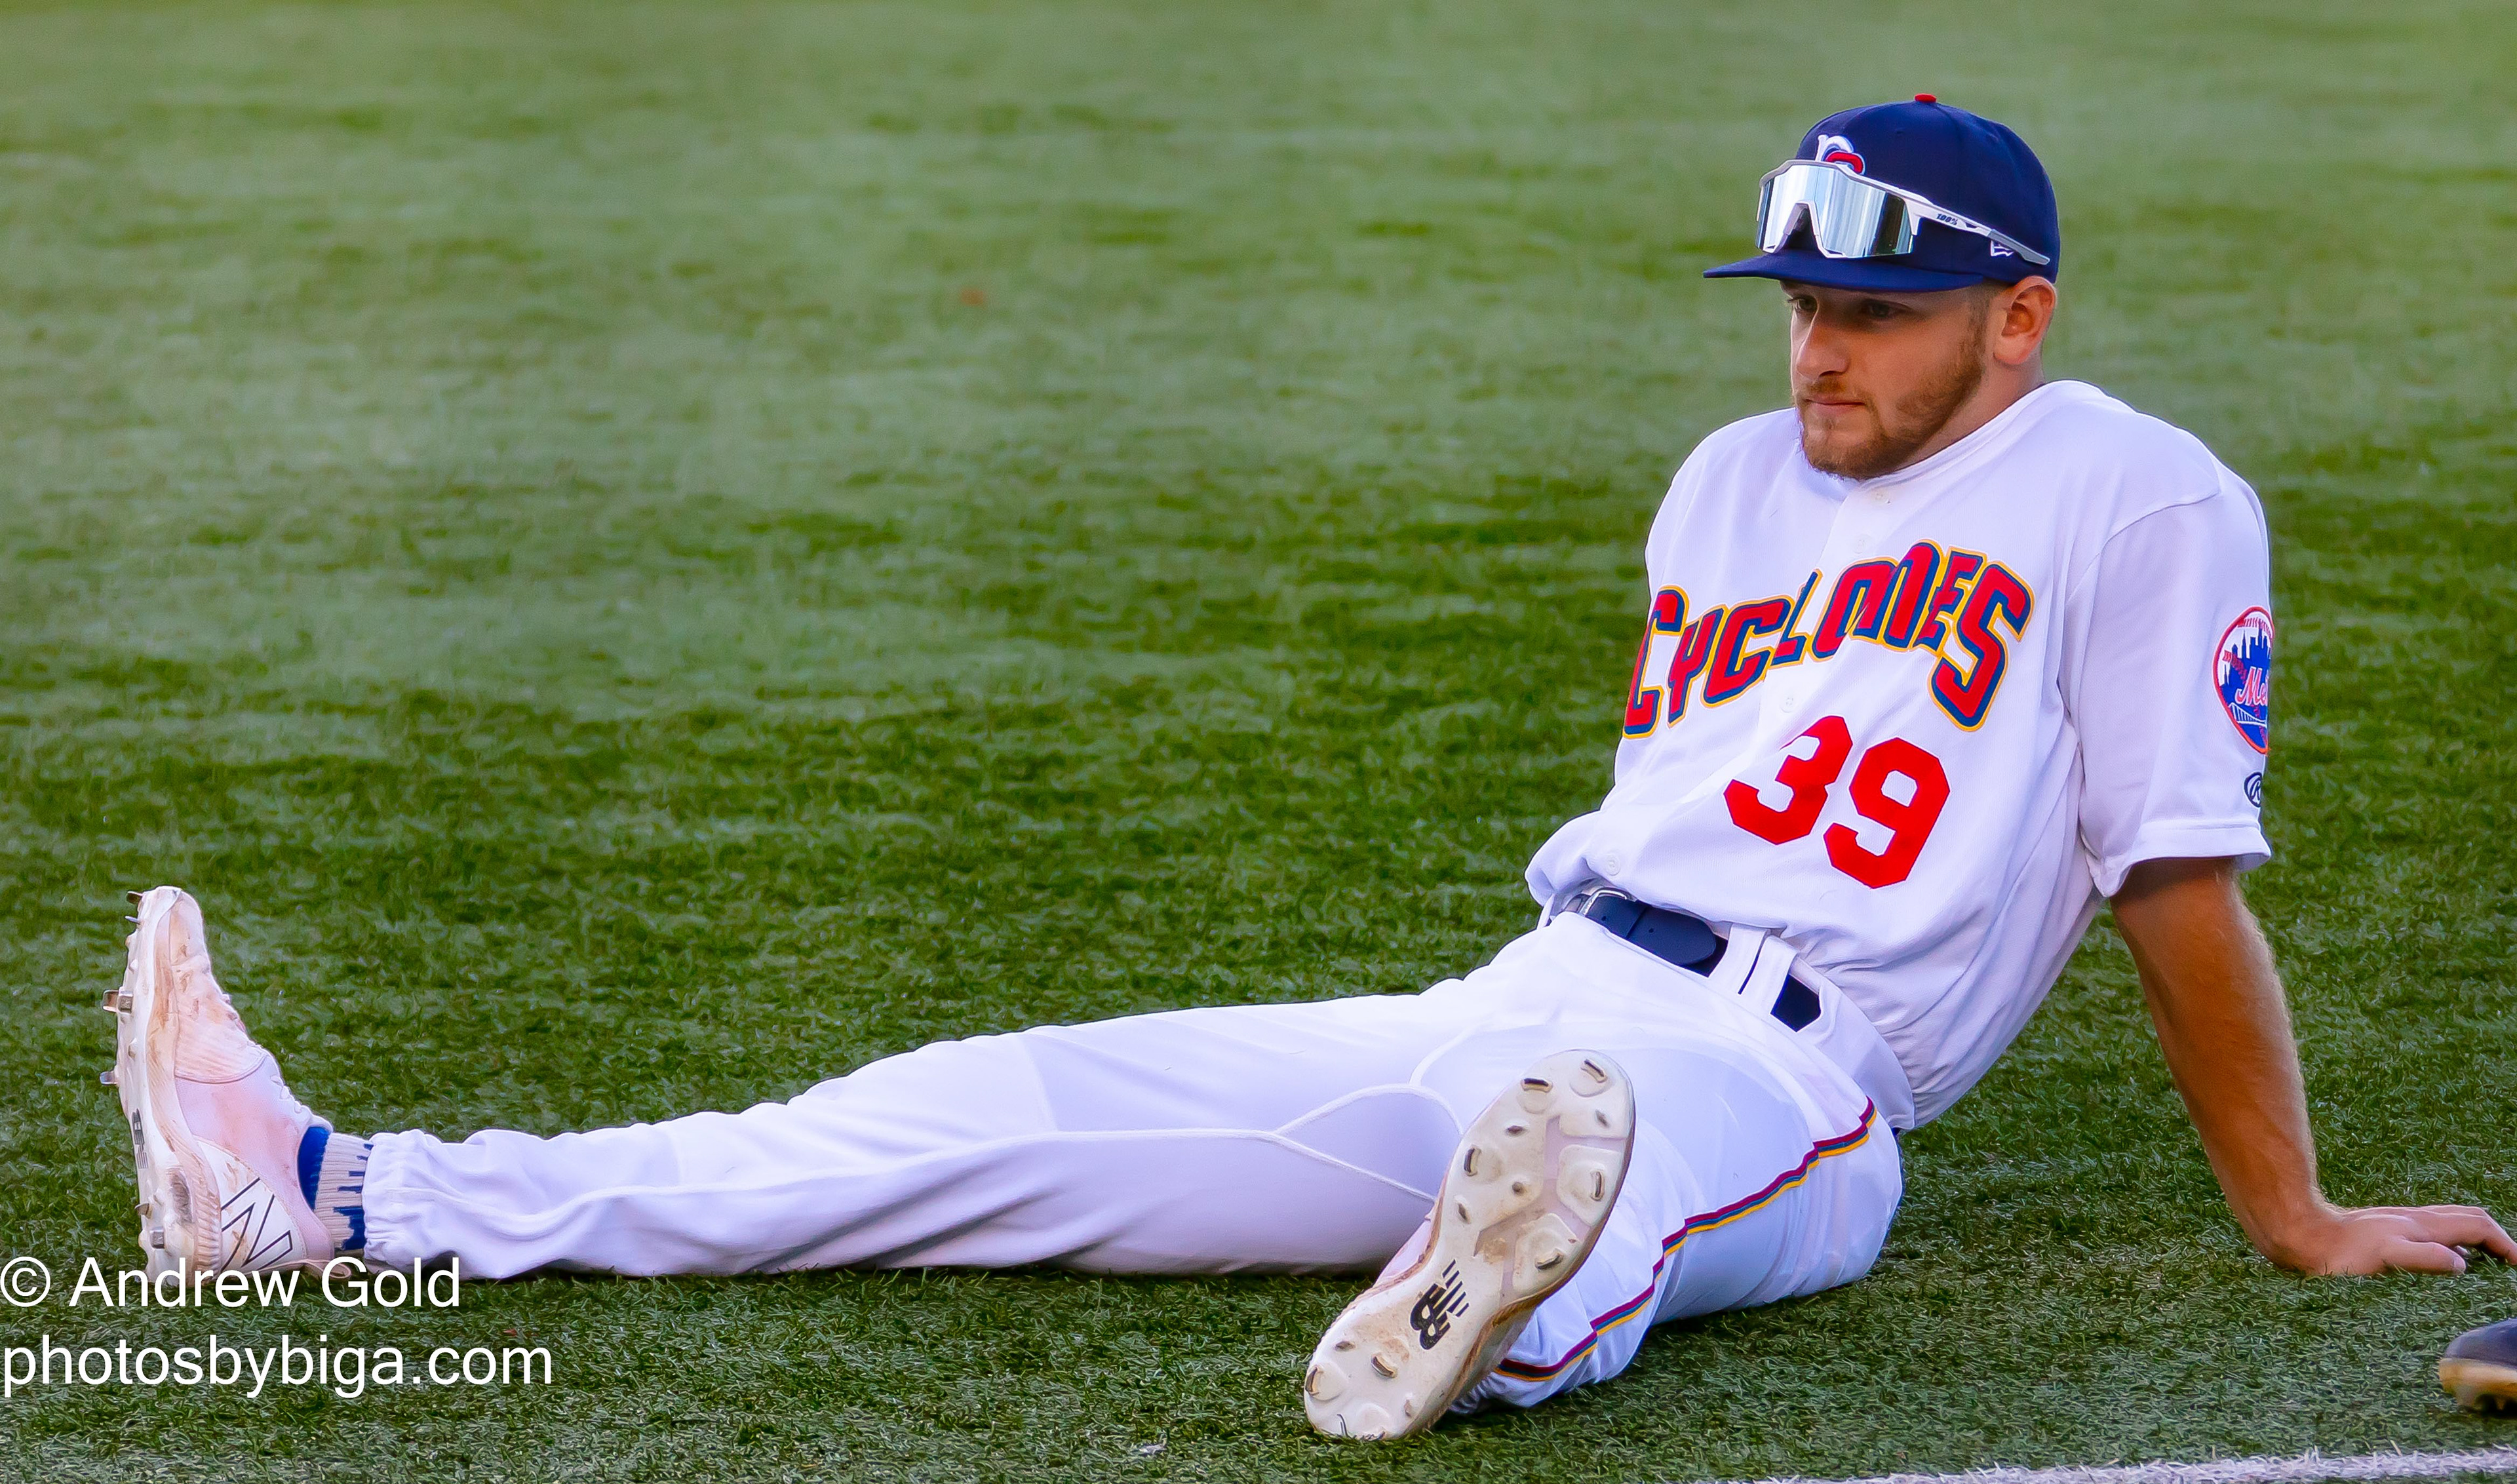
[2214,608,2274,754]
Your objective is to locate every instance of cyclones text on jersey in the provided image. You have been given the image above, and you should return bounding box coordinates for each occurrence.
[1621,541,2033,737]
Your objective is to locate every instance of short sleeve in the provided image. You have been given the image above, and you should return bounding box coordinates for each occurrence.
[2063,478,2276,897]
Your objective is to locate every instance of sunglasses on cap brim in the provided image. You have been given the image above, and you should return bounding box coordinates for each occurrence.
[1755,159,2052,267]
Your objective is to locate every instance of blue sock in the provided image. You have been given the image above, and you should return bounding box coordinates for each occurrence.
[295,1125,371,1253]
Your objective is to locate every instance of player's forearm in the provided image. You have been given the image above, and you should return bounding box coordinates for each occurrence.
[2111,857,2332,1264]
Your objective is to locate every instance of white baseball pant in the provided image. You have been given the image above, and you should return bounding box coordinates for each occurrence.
[362,911,1905,1407]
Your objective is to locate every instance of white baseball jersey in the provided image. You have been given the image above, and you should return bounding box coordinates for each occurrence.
[1527,380,2276,1126]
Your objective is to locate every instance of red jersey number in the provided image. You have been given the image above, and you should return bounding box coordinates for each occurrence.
[1723,718,1949,888]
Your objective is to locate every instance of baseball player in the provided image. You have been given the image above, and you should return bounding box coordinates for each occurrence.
[100,99,2514,1439]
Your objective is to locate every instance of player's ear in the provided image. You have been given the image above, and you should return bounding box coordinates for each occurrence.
[1991,278,2056,366]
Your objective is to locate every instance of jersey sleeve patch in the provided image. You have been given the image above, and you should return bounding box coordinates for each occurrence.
[2213,607,2274,753]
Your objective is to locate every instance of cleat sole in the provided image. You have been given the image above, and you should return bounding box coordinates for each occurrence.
[113,889,193,1276]
[2442,1357,2517,1413]
[1302,1049,1636,1443]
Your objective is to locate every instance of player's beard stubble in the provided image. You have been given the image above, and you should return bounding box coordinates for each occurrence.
[1795,299,1993,482]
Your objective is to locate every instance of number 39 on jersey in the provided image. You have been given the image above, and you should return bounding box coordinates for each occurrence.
[1722,716,1949,889]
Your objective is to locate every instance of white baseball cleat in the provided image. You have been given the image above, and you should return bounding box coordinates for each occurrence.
[1302,1049,1635,1441]
[106,888,336,1275]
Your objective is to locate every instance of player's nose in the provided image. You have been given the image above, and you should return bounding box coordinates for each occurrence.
[1791,320,1851,385]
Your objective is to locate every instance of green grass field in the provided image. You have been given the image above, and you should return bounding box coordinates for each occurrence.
[3,2,2514,1479]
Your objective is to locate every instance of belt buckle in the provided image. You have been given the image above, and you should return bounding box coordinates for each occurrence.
[1566,885,1633,920]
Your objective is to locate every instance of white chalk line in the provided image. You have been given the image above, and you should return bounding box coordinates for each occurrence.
[1685,1445,2517,1484]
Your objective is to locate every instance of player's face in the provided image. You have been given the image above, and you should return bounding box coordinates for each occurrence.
[1782,283,2000,480]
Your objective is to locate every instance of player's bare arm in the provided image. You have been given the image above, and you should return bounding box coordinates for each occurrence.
[2113,856,2517,1276]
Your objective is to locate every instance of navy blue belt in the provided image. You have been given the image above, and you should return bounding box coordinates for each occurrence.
[1571,889,1821,1031]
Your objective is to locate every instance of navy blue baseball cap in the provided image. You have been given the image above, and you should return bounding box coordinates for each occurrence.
[1706,96,2061,292]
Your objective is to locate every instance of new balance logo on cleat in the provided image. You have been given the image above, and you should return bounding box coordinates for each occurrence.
[219,1175,299,1270]
[1408,1264,1471,1350]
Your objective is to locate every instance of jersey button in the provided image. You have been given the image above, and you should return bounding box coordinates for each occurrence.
[1598,849,1626,875]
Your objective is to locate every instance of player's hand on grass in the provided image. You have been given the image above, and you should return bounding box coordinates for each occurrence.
[2115,863,2516,1281]
[2271,1203,2517,1277]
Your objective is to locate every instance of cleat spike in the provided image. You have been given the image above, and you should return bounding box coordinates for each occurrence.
[100,1066,117,1085]
[127,889,145,905]
[118,992,134,1012]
